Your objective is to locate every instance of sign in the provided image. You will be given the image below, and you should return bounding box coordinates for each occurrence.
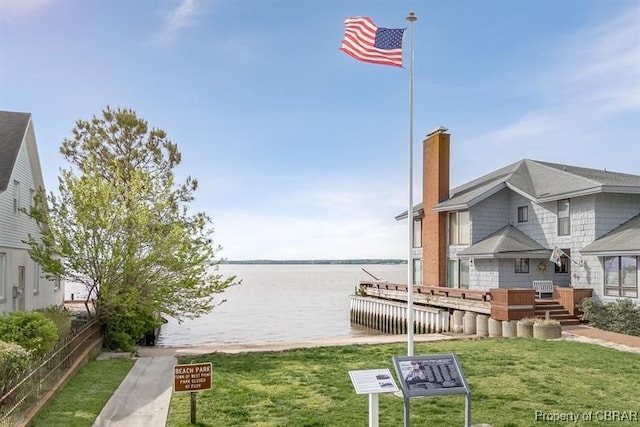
[349,369,399,394]
[392,354,470,398]
[173,362,212,393]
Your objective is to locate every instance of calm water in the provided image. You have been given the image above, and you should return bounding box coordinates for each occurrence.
[155,264,406,346]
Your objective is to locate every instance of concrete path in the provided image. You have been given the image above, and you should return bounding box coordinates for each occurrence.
[92,356,175,427]
[91,327,640,426]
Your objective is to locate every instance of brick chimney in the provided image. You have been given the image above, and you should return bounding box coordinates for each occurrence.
[422,127,450,287]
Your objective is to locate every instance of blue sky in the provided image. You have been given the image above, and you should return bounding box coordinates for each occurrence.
[1,0,638,261]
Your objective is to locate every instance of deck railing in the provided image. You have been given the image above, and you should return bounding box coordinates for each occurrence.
[359,281,491,302]
[0,319,103,427]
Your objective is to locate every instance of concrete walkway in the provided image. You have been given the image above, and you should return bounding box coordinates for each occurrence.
[91,326,640,426]
[92,356,175,427]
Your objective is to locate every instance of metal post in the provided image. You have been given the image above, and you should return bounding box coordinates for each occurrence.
[368,393,379,427]
[406,10,417,356]
[403,397,411,427]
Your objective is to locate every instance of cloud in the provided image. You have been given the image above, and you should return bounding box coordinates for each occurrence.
[0,0,51,22]
[209,175,408,260]
[457,5,640,180]
[152,0,204,44]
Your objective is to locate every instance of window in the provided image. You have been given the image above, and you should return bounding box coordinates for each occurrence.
[29,189,35,211]
[557,199,570,236]
[448,211,470,245]
[412,218,422,248]
[413,259,422,285]
[448,259,469,289]
[515,258,529,273]
[54,276,61,291]
[13,181,20,213]
[0,253,5,300]
[604,256,638,298]
[33,263,40,294]
[517,206,528,223]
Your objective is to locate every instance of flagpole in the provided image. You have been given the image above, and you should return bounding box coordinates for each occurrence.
[406,11,417,357]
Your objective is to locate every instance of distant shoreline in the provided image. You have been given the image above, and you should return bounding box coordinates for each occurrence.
[223,259,406,265]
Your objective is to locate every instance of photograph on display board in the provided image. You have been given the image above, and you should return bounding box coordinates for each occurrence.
[398,357,463,391]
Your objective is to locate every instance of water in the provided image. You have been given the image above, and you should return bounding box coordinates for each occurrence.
[64,263,406,346]
[157,263,406,346]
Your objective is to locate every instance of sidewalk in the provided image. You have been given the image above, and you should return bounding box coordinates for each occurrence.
[91,327,640,426]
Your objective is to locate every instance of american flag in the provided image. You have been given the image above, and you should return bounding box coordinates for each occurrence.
[340,17,405,68]
[549,246,565,267]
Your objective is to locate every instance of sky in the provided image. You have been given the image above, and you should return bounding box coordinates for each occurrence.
[1,0,638,261]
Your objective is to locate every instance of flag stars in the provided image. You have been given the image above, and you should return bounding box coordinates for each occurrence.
[375,28,405,50]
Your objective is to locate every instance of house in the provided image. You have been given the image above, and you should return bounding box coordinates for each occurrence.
[0,110,63,314]
[403,127,640,304]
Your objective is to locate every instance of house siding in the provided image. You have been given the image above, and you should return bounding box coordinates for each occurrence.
[0,119,63,313]
[0,133,41,249]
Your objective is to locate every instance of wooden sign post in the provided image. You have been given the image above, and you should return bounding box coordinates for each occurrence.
[174,362,213,424]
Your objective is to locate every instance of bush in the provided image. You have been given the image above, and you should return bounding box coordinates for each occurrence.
[579,297,640,336]
[0,340,31,390]
[103,305,161,352]
[0,311,59,356]
[36,305,72,339]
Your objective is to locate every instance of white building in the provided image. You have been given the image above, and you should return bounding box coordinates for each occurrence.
[0,111,63,313]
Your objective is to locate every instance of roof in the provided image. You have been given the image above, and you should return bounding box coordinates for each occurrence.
[456,225,551,259]
[581,214,640,256]
[0,111,31,192]
[434,159,640,211]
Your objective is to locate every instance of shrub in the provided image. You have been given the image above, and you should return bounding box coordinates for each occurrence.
[36,305,72,339]
[103,305,161,352]
[0,340,31,390]
[0,311,59,357]
[579,297,640,336]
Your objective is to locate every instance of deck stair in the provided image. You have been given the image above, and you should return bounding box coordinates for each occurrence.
[534,299,580,326]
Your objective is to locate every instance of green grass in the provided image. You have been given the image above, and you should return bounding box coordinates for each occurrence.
[166,339,640,427]
[31,358,135,427]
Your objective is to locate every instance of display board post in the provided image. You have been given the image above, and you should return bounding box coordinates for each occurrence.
[349,368,399,427]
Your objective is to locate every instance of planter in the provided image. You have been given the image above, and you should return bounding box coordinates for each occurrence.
[502,320,517,338]
[533,323,562,339]
[516,320,534,338]
[452,310,464,333]
[488,318,502,337]
[463,311,477,335]
[476,314,489,338]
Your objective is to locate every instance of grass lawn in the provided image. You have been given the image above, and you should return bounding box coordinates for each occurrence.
[167,338,640,427]
[31,358,135,427]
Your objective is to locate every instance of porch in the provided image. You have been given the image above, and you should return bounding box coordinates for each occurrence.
[353,281,593,331]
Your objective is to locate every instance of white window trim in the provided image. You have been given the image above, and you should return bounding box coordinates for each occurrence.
[0,253,6,300]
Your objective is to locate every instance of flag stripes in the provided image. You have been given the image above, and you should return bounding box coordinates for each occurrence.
[340,17,405,67]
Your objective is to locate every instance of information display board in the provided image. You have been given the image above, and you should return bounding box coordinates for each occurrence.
[174,362,212,392]
[349,369,399,394]
[392,353,470,398]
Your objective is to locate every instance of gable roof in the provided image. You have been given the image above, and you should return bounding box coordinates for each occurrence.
[456,225,550,259]
[581,214,640,256]
[434,159,640,211]
[0,111,32,192]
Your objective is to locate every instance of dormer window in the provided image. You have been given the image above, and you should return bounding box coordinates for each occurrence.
[448,211,470,245]
[517,206,528,223]
[13,181,20,213]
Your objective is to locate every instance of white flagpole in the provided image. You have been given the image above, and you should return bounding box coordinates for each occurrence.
[406,11,417,356]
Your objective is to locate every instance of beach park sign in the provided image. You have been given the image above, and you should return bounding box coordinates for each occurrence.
[174,362,212,392]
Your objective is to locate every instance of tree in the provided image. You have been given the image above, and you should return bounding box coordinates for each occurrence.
[28,107,236,350]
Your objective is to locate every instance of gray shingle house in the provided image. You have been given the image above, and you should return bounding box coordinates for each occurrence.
[410,128,640,304]
[0,111,63,313]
